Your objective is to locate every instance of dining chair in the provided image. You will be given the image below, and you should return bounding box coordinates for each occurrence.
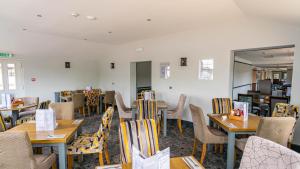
[136,99,161,135]
[103,90,115,111]
[18,97,39,118]
[190,104,227,164]
[67,107,114,168]
[115,92,132,122]
[167,94,186,134]
[0,131,57,169]
[269,96,289,115]
[119,119,159,164]
[49,102,74,120]
[60,90,73,102]
[72,93,86,116]
[16,100,52,125]
[212,98,232,114]
[239,136,300,169]
[272,103,299,118]
[235,117,296,151]
[0,112,12,132]
[84,89,101,116]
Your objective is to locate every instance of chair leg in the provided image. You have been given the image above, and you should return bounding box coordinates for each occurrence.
[67,155,73,169]
[99,152,104,166]
[97,105,100,115]
[214,144,219,153]
[52,158,57,169]
[177,119,183,135]
[88,106,91,116]
[120,118,124,123]
[104,144,111,164]
[105,104,107,111]
[192,138,198,156]
[82,107,86,117]
[220,144,224,153]
[200,143,207,164]
[157,122,161,137]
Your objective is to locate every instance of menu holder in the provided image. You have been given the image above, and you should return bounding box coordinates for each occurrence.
[132,146,170,169]
[229,101,249,121]
[36,108,57,131]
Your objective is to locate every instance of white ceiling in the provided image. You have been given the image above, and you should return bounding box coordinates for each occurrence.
[235,46,295,67]
[0,0,299,44]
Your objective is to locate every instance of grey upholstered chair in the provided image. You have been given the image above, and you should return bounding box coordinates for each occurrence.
[18,97,39,118]
[49,102,74,120]
[167,94,186,134]
[190,104,227,164]
[240,136,300,169]
[103,91,116,110]
[236,117,296,151]
[115,92,132,122]
[0,131,57,169]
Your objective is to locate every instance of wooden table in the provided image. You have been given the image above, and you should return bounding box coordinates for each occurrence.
[8,119,84,169]
[0,104,37,126]
[131,100,168,137]
[95,156,204,169]
[207,114,261,169]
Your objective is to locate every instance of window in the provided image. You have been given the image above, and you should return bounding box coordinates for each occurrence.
[7,63,16,90]
[0,64,3,90]
[199,59,214,80]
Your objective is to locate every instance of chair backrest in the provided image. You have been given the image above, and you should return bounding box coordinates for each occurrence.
[0,113,7,132]
[38,100,51,109]
[270,96,289,113]
[292,118,300,146]
[61,90,72,97]
[256,117,296,146]
[72,93,85,109]
[0,131,37,169]
[190,104,211,143]
[20,97,39,111]
[175,94,187,119]
[238,94,253,113]
[49,102,74,120]
[119,119,159,164]
[115,92,127,111]
[101,107,114,140]
[136,99,158,121]
[212,98,232,114]
[272,103,299,118]
[240,136,300,169]
[103,90,115,104]
[84,89,101,106]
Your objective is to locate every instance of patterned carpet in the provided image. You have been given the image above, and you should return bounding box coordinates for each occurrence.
[72,111,242,169]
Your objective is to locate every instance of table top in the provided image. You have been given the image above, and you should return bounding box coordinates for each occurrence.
[131,100,168,109]
[208,114,261,132]
[8,120,84,144]
[0,104,37,111]
[95,156,204,169]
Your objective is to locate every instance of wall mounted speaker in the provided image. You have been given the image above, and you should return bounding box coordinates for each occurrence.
[111,62,115,69]
[65,62,71,68]
[180,57,187,66]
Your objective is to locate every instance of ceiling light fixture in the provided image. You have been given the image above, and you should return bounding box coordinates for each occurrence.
[36,14,42,17]
[84,38,88,40]
[147,18,151,22]
[22,28,27,31]
[71,12,80,17]
[86,16,97,20]
[108,31,112,34]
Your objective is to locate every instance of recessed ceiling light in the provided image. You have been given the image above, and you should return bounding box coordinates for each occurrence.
[22,28,27,31]
[86,16,97,20]
[36,14,42,17]
[147,18,151,22]
[108,31,112,34]
[84,38,88,40]
[71,12,80,17]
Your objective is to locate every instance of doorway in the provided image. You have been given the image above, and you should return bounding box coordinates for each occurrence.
[130,61,152,103]
[232,45,295,116]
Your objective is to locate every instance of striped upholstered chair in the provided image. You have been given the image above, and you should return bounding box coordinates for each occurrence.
[272,103,299,118]
[84,89,101,115]
[0,113,12,132]
[212,98,233,114]
[119,119,159,164]
[136,99,161,135]
[67,107,114,168]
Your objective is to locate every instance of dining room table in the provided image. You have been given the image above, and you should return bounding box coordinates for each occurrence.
[0,104,38,126]
[8,119,84,169]
[207,114,261,169]
[131,100,168,137]
[95,156,204,169]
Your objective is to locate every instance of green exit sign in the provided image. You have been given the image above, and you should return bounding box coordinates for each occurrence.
[0,52,14,58]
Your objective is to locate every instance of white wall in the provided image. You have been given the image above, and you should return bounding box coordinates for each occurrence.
[0,27,111,101]
[233,62,253,100]
[99,17,300,121]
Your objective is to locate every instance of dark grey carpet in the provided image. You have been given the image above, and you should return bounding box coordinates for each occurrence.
[72,111,242,169]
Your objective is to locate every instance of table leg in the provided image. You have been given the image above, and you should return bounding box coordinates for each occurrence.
[99,96,103,114]
[11,110,19,126]
[163,109,167,137]
[227,132,235,169]
[58,143,67,169]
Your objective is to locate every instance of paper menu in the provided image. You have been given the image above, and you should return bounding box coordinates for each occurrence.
[233,101,249,121]
[36,108,57,131]
[132,146,170,169]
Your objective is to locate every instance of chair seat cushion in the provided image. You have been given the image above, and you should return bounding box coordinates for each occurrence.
[34,153,56,169]
[235,138,248,151]
[67,135,103,155]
